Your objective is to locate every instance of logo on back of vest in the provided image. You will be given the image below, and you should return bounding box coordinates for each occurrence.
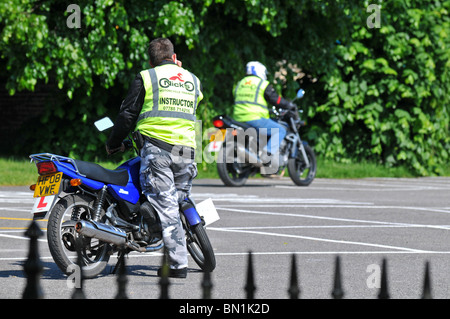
[242,80,257,89]
[160,77,194,92]
[169,73,184,82]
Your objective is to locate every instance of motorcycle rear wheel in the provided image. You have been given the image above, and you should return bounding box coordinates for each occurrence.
[287,144,317,186]
[47,194,110,279]
[216,144,250,187]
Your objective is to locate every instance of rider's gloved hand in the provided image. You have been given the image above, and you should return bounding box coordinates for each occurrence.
[288,102,297,111]
[287,102,300,121]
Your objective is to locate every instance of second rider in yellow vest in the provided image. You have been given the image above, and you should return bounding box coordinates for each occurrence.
[233,61,296,170]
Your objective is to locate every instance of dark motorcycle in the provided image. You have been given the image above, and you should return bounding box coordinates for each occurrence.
[29,118,217,278]
[211,89,316,187]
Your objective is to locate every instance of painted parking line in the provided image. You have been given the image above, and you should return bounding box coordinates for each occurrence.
[209,206,450,254]
[0,217,37,221]
[216,206,450,225]
[1,249,449,263]
[208,227,436,253]
[216,224,450,230]
[217,204,450,215]
[0,233,47,242]
[276,184,450,191]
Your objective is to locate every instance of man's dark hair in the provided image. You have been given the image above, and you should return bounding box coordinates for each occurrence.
[148,38,174,66]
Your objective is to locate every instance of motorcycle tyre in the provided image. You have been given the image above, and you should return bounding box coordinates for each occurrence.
[216,145,248,187]
[287,144,317,186]
[47,194,110,279]
[185,222,216,272]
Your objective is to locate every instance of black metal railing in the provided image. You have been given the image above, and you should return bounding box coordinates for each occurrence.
[21,221,434,299]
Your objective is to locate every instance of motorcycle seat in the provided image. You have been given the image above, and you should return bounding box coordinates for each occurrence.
[228,117,253,130]
[229,118,269,139]
[74,160,129,186]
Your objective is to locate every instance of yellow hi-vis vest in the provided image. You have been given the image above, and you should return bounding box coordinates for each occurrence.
[232,75,270,122]
[137,64,203,148]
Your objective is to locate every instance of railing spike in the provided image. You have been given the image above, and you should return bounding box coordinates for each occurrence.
[159,248,171,299]
[201,271,213,299]
[288,254,300,299]
[115,247,128,299]
[331,255,344,299]
[22,221,44,299]
[421,261,432,299]
[245,251,256,299]
[71,236,86,299]
[378,258,390,299]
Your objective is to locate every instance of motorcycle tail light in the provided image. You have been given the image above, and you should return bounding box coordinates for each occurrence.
[37,161,57,175]
[213,119,224,128]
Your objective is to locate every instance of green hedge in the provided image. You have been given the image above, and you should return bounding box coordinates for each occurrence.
[310,1,450,175]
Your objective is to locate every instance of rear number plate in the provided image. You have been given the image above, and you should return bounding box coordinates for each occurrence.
[34,172,63,197]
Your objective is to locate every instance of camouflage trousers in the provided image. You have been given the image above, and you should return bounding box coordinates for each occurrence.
[140,140,197,269]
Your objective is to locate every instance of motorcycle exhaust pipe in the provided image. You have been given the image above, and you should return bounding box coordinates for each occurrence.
[75,220,127,246]
[235,144,263,167]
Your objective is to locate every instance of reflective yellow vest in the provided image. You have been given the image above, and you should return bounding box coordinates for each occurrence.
[137,64,203,148]
[233,75,270,122]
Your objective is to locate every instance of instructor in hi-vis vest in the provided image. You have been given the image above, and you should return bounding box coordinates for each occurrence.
[106,38,203,278]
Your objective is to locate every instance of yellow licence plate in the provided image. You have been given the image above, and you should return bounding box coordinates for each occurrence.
[33,172,63,198]
[210,129,226,142]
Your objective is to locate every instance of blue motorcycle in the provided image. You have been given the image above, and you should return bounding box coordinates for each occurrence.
[29,119,216,278]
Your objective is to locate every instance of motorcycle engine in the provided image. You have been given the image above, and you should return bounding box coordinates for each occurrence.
[134,202,162,245]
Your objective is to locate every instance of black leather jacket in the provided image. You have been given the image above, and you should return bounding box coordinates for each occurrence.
[262,84,293,110]
[107,72,146,150]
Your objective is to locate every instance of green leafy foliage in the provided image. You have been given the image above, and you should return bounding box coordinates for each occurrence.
[311,0,449,175]
[0,0,448,174]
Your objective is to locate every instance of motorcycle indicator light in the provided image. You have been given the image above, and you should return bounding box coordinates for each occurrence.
[213,119,224,128]
[70,178,83,187]
[29,184,36,191]
[37,161,57,175]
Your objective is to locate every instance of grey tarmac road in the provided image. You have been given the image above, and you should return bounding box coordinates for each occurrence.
[0,177,449,300]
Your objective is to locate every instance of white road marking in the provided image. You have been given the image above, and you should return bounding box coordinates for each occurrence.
[208,227,432,253]
[215,207,450,227]
[0,233,47,242]
[217,204,450,215]
[1,250,450,262]
[217,224,450,230]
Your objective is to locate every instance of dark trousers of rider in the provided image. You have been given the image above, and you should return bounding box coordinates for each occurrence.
[139,140,198,269]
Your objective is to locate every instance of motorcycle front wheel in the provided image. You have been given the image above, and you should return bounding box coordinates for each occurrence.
[47,194,110,279]
[182,217,216,272]
[287,143,317,186]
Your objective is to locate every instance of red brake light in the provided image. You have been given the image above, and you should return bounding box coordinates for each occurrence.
[213,119,224,128]
[37,161,57,175]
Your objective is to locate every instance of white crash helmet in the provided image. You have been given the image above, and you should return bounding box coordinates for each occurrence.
[246,61,268,81]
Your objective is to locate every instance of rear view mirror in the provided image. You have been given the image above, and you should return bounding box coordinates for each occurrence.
[94,117,114,131]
